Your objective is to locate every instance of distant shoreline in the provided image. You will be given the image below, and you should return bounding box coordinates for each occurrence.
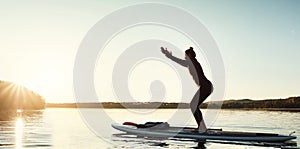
[215,108,300,112]
[45,96,300,112]
[45,105,300,112]
[46,102,190,109]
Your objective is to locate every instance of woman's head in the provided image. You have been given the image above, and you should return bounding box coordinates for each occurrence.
[185,47,196,59]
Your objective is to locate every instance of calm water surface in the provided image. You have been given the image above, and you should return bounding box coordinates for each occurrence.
[0,108,299,149]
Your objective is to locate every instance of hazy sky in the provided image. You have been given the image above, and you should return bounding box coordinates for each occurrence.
[0,0,299,103]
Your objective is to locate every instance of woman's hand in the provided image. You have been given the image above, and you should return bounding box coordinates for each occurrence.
[160,47,172,57]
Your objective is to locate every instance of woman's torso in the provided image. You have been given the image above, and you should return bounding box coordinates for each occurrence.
[187,58,211,87]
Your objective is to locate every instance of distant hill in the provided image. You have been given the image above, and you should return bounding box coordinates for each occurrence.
[46,102,190,109]
[47,96,300,111]
[0,80,45,110]
[201,96,300,111]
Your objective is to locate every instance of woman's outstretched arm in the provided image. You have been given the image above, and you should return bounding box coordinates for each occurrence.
[160,47,188,67]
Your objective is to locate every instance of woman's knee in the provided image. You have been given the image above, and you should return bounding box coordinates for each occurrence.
[190,103,199,112]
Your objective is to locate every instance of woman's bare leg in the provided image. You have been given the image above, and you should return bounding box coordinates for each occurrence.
[190,85,212,132]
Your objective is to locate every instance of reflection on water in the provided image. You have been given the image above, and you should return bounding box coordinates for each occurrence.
[0,110,51,148]
[15,118,23,148]
[112,133,207,149]
[112,132,297,149]
[0,108,299,148]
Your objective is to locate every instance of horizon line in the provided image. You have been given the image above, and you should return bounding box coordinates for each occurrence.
[45,96,300,104]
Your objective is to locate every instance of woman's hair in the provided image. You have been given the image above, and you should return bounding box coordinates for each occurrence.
[185,47,196,58]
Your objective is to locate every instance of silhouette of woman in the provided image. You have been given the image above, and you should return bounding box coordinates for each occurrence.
[161,47,213,132]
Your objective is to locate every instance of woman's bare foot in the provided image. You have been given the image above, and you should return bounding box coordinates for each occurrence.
[191,127,207,133]
[190,120,208,133]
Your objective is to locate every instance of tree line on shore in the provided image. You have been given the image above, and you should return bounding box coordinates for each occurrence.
[46,96,300,110]
[201,97,300,109]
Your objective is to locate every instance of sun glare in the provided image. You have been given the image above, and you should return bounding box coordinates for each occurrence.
[15,81,26,88]
[24,70,64,101]
[5,70,62,103]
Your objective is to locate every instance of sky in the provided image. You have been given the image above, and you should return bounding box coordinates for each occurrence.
[0,0,299,103]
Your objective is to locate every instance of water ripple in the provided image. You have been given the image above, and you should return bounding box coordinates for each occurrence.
[0,110,52,148]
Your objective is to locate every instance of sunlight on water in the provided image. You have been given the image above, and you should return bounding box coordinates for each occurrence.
[0,109,298,148]
[17,109,23,113]
[15,117,23,149]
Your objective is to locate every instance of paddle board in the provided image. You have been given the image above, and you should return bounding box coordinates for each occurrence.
[112,122,296,142]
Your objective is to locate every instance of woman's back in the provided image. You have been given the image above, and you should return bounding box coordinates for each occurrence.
[188,58,209,86]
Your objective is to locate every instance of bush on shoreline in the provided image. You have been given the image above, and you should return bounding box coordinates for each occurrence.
[0,81,45,110]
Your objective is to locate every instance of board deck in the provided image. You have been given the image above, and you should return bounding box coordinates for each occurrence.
[112,123,296,142]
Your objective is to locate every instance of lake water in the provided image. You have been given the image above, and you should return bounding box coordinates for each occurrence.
[0,108,299,148]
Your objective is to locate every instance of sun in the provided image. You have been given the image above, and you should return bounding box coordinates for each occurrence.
[14,80,35,93]
[20,70,65,102]
[6,67,67,103]
[15,81,27,88]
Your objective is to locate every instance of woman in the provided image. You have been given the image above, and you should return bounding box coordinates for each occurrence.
[161,46,213,132]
